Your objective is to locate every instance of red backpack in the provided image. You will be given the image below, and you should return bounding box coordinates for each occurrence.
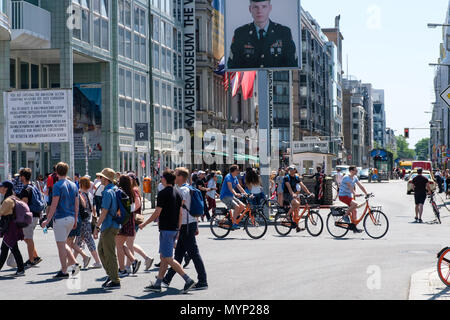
[12,197,33,228]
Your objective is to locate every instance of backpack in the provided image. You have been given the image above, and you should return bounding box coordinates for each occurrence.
[281,175,293,193]
[182,185,204,218]
[112,189,132,225]
[28,184,45,213]
[12,197,33,228]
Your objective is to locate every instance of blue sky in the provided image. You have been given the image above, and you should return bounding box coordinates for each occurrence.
[302,0,449,148]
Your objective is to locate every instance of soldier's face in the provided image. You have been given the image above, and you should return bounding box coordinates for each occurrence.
[249,1,272,26]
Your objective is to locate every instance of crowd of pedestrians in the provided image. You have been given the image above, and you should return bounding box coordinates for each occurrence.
[0,162,214,294]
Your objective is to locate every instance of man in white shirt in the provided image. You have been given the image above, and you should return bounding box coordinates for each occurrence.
[334,168,344,201]
[162,167,208,291]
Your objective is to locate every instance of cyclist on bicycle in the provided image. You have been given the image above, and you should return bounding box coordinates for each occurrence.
[283,165,313,232]
[338,166,369,233]
[219,165,248,230]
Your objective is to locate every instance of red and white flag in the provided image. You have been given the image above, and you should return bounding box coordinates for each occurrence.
[231,72,243,97]
[241,71,256,100]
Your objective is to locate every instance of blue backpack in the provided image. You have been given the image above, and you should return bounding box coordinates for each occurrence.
[28,184,45,213]
[112,189,132,225]
[183,185,204,218]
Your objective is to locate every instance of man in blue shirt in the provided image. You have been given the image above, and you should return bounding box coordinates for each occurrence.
[42,162,80,279]
[338,166,369,233]
[220,165,248,230]
[93,168,121,290]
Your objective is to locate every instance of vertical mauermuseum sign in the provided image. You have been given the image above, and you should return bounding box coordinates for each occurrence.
[183,0,196,129]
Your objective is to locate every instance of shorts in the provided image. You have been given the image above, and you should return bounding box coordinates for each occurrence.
[68,220,81,238]
[415,193,427,205]
[283,193,294,205]
[206,195,216,211]
[23,217,39,240]
[222,196,240,210]
[53,216,75,242]
[159,230,178,258]
[339,196,354,207]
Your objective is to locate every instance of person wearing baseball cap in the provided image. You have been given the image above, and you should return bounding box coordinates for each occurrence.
[283,165,313,233]
[93,168,122,290]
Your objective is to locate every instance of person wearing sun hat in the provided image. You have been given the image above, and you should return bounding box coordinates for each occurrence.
[93,168,122,290]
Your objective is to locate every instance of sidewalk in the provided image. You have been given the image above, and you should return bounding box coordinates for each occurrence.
[409,268,450,300]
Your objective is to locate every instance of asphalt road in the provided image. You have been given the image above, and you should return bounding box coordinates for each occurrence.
[0,179,448,300]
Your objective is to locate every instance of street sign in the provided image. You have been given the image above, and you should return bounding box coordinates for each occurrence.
[440,85,450,108]
[135,123,149,142]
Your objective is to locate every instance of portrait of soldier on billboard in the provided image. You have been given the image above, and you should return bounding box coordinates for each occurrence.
[227,0,299,70]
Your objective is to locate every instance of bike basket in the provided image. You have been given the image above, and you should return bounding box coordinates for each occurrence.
[214,208,229,215]
[331,208,345,217]
[370,206,382,212]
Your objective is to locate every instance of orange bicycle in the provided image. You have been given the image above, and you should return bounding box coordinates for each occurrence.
[210,195,268,240]
[326,193,389,239]
[274,194,323,237]
[437,247,450,286]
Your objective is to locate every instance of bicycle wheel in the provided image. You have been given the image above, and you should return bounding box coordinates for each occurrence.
[432,202,442,224]
[437,248,450,287]
[363,210,389,239]
[274,212,294,236]
[210,211,232,239]
[326,213,349,238]
[305,210,323,237]
[244,211,268,240]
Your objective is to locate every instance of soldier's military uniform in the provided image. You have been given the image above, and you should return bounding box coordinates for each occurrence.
[228,20,298,69]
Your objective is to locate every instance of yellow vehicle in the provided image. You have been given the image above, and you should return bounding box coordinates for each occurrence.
[399,161,412,171]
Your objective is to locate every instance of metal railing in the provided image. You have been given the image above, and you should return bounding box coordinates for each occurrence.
[11,0,50,40]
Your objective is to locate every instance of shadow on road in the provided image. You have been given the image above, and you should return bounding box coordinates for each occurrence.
[67,288,112,296]
[427,287,450,300]
[125,287,188,300]
[26,278,65,285]
[0,276,16,281]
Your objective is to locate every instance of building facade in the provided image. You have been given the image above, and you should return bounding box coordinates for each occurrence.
[372,89,386,149]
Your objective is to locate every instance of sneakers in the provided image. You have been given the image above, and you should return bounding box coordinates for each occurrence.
[24,260,35,269]
[296,226,305,233]
[342,215,351,224]
[191,283,208,291]
[101,277,111,288]
[103,281,121,290]
[418,219,424,224]
[155,262,161,268]
[181,279,196,294]
[144,282,162,293]
[119,269,129,278]
[132,260,141,274]
[162,278,170,288]
[91,262,102,269]
[53,271,69,279]
[33,257,43,266]
[69,264,81,277]
[144,257,154,271]
[183,253,191,268]
[231,224,240,230]
[349,224,363,234]
[12,270,25,277]
[83,256,91,269]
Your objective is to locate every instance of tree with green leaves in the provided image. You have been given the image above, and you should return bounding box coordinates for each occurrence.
[415,138,430,161]
[396,136,416,160]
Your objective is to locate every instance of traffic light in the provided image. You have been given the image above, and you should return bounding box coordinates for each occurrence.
[404,128,410,139]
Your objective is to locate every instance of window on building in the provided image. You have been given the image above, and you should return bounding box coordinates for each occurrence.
[153,43,160,69]
[154,106,160,132]
[10,59,15,89]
